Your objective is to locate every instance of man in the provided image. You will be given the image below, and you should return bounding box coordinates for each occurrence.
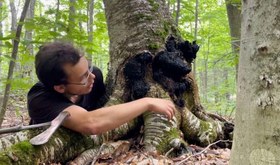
[28,42,175,135]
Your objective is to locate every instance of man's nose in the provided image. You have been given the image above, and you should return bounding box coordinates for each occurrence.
[90,72,96,79]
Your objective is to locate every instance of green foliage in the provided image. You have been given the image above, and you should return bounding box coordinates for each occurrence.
[0,0,109,93]
[168,0,237,116]
[196,1,236,116]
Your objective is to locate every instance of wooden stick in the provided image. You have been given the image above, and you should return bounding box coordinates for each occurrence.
[0,122,51,134]
[175,140,231,165]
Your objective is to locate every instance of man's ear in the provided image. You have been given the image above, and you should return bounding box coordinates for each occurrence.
[53,84,66,93]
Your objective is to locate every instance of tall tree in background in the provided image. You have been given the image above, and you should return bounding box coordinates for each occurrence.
[68,0,76,37]
[87,0,95,63]
[9,0,16,35]
[225,0,241,79]
[9,0,19,72]
[193,0,199,77]
[0,0,31,126]
[54,0,60,36]
[230,0,280,164]
[22,0,36,78]
[175,0,180,26]
[0,1,3,75]
[24,0,36,55]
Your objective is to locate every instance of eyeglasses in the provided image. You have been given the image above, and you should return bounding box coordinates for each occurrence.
[66,67,93,86]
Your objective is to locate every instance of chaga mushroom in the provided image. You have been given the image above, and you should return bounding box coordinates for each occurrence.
[123,52,153,100]
[152,36,199,107]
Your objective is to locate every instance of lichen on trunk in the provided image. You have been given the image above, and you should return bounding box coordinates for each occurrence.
[0,128,98,164]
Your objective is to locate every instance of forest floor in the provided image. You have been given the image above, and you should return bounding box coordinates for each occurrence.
[1,94,231,164]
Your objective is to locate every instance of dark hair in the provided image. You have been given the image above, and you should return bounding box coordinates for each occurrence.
[35,42,82,89]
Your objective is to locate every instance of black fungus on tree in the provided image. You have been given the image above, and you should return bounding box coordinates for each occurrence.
[123,51,153,101]
[152,36,200,107]
[123,35,200,107]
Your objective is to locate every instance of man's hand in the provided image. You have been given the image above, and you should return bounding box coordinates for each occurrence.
[145,98,176,120]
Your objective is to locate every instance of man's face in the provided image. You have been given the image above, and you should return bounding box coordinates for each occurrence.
[62,56,95,95]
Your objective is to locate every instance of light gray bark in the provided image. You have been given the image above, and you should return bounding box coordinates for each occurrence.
[225,0,241,80]
[68,0,76,36]
[87,0,94,63]
[175,0,180,26]
[223,69,230,101]
[9,0,17,33]
[0,122,137,163]
[24,0,35,55]
[9,0,19,73]
[193,0,199,78]
[54,0,60,36]
[202,37,210,102]
[230,0,280,164]
[22,0,35,78]
[0,1,3,75]
[0,128,101,164]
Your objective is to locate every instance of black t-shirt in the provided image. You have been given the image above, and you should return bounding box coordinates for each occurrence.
[28,66,105,124]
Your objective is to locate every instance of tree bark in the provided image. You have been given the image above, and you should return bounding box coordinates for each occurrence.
[230,0,280,164]
[175,0,180,27]
[21,0,35,78]
[9,0,17,34]
[0,1,3,75]
[103,0,229,153]
[68,0,76,37]
[54,0,60,37]
[9,0,18,72]
[87,0,95,63]
[0,121,139,163]
[193,0,199,78]
[0,128,101,164]
[225,0,241,80]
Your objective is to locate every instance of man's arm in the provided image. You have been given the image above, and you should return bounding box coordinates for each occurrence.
[62,97,175,135]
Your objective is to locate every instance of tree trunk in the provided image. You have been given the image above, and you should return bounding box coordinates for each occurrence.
[68,0,76,37]
[9,0,17,72]
[225,0,241,81]
[0,1,3,75]
[87,0,94,63]
[223,69,230,101]
[230,0,280,164]
[202,37,210,103]
[0,121,139,163]
[175,0,180,27]
[54,0,60,37]
[193,0,199,78]
[103,0,230,153]
[0,128,101,164]
[9,0,17,34]
[0,0,31,126]
[21,0,35,78]
[24,0,35,55]
[214,69,219,103]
